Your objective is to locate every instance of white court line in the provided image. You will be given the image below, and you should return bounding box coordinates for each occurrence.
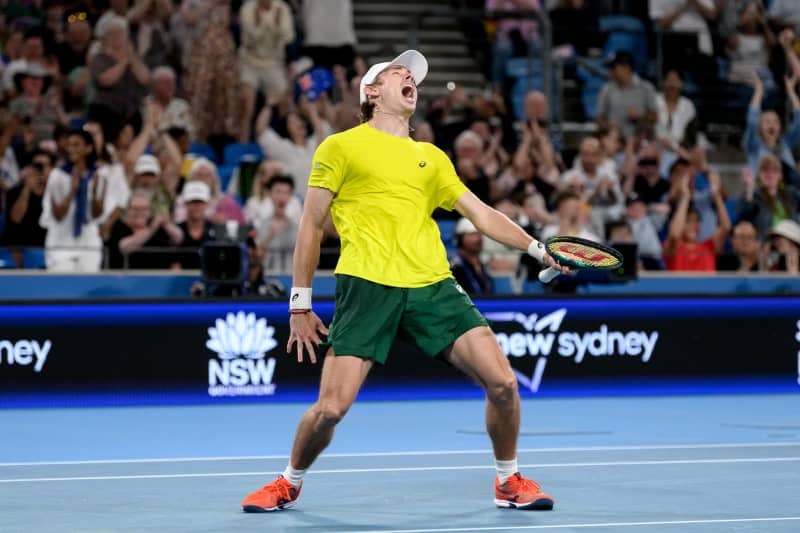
[1,441,799,467]
[0,456,798,483]
[335,516,800,533]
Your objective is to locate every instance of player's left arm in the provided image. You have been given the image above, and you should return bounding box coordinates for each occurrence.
[454,190,566,272]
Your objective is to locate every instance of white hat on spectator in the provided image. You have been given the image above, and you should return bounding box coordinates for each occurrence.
[455,217,479,235]
[359,50,428,104]
[134,154,161,176]
[182,181,211,203]
[769,219,800,247]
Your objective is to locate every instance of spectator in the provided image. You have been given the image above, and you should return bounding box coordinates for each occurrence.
[238,0,295,142]
[623,141,672,230]
[251,174,300,274]
[485,0,541,85]
[106,189,182,269]
[768,0,800,31]
[88,15,150,129]
[717,220,761,271]
[173,157,245,225]
[0,148,54,266]
[596,50,658,139]
[663,170,731,271]
[519,90,563,155]
[563,136,622,235]
[541,190,600,241]
[130,154,173,217]
[127,0,174,70]
[255,102,331,198]
[185,1,242,144]
[650,0,718,84]
[39,128,107,272]
[450,217,494,295]
[548,0,601,58]
[724,1,776,89]
[655,69,697,154]
[738,153,800,238]
[454,129,492,203]
[142,66,195,140]
[301,0,357,70]
[717,0,761,38]
[58,9,92,76]
[510,116,560,198]
[2,26,50,95]
[623,193,664,268]
[0,109,21,193]
[82,121,131,240]
[764,218,800,272]
[244,160,301,228]
[744,62,800,181]
[60,10,93,113]
[9,61,65,144]
[175,180,220,269]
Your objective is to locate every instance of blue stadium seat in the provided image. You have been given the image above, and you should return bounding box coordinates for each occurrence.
[577,58,608,121]
[437,219,457,250]
[22,248,46,269]
[0,247,16,268]
[223,142,263,166]
[218,164,236,192]
[599,15,648,76]
[188,142,218,164]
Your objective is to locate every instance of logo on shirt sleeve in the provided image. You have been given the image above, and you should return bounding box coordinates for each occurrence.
[418,161,427,168]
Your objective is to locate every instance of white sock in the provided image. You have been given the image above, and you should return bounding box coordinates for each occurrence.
[282,464,306,487]
[495,458,518,485]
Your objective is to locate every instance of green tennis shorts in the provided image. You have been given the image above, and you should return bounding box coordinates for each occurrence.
[319,274,488,364]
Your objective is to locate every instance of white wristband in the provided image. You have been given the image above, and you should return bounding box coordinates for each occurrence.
[527,239,546,263]
[289,287,312,310]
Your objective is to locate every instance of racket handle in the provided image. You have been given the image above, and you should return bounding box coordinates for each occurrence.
[538,267,560,284]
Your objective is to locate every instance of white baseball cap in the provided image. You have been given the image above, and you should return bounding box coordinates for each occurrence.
[455,217,479,235]
[134,154,161,176]
[359,49,429,104]
[769,219,800,246]
[182,181,211,203]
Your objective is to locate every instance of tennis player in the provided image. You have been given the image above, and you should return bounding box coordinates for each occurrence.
[241,50,567,513]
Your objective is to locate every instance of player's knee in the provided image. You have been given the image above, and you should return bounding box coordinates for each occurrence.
[486,377,518,405]
[314,401,347,427]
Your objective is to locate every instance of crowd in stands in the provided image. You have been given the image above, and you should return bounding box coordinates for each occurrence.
[0,0,798,295]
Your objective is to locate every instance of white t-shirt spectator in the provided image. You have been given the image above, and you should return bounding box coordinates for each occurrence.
[257,121,332,199]
[649,0,715,55]
[302,0,357,47]
[656,92,696,149]
[39,166,107,271]
[769,0,800,28]
[246,195,302,274]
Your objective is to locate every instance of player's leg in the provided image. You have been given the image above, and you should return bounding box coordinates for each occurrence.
[290,350,372,469]
[241,351,371,513]
[402,278,554,510]
[445,326,519,461]
[242,275,402,512]
[446,326,554,511]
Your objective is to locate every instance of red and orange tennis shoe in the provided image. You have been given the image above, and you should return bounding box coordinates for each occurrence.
[494,473,554,510]
[242,476,301,512]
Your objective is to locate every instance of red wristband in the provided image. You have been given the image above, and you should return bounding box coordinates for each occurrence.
[290,309,311,315]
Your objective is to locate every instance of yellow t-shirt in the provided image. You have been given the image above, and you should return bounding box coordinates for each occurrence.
[308,123,468,287]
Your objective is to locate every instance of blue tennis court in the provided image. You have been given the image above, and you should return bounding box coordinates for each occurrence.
[1,393,799,532]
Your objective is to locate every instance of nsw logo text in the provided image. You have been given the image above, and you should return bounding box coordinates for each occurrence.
[206,312,278,397]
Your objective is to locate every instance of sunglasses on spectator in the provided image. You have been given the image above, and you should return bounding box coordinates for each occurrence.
[67,12,88,24]
[639,158,659,167]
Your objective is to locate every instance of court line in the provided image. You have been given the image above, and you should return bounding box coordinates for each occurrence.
[1,441,799,467]
[334,516,800,532]
[1,456,798,483]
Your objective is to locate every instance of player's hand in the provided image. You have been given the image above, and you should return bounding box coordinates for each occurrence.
[287,311,329,364]
[543,253,572,275]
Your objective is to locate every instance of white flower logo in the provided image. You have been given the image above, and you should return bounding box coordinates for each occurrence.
[206,311,278,360]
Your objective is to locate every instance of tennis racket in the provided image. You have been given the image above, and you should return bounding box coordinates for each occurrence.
[538,236,624,283]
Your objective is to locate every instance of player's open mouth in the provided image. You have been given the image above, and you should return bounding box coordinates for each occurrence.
[401,85,416,101]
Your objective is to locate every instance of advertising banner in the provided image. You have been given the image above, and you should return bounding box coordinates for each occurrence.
[0,297,798,406]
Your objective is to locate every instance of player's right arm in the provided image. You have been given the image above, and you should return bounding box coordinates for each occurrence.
[287,186,333,364]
